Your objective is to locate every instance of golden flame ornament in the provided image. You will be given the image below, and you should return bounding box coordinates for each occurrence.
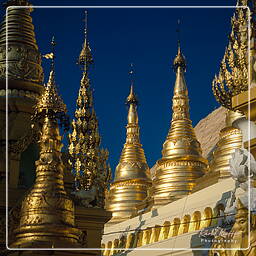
[212,0,255,109]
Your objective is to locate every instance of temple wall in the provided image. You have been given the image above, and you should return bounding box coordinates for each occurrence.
[102,177,243,255]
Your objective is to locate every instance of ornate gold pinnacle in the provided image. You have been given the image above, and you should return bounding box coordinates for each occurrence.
[11,52,84,248]
[152,45,208,207]
[106,69,151,224]
[68,14,111,208]
[0,0,44,86]
[212,0,255,109]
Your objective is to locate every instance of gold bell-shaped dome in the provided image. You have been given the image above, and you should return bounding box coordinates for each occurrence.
[209,110,243,178]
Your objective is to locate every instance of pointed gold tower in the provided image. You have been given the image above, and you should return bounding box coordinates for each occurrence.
[10,41,84,248]
[68,12,111,208]
[106,68,151,224]
[152,45,208,207]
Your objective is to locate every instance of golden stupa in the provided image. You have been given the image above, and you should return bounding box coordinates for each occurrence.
[209,110,243,178]
[106,76,151,224]
[152,44,208,207]
[11,54,83,248]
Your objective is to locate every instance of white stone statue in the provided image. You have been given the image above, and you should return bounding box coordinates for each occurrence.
[226,148,256,217]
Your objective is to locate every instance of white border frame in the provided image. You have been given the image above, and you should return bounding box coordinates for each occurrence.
[5,5,251,252]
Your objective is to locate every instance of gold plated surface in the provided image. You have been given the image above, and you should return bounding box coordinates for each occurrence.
[11,60,83,248]
[209,110,243,179]
[152,45,208,207]
[212,0,254,109]
[106,82,151,224]
[0,0,44,87]
[68,16,111,208]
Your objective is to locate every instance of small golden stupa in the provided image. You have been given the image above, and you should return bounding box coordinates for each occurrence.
[106,70,151,224]
[152,44,208,207]
[209,110,243,178]
[10,51,84,248]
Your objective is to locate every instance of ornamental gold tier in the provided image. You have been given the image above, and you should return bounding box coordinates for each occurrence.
[106,85,151,225]
[152,46,208,207]
[0,0,44,87]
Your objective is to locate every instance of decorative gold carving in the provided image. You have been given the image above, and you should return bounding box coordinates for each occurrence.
[210,200,256,256]
[212,0,254,109]
[0,88,40,99]
[68,20,111,208]
[111,179,149,188]
[152,45,208,207]
[0,0,44,85]
[106,75,151,224]
[8,125,39,154]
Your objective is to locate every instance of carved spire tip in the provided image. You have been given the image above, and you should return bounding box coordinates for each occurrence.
[173,19,186,72]
[173,41,186,72]
[126,64,138,105]
[78,10,93,70]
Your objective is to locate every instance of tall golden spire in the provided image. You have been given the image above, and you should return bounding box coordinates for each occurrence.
[106,64,151,225]
[212,0,254,109]
[11,40,84,248]
[152,44,208,207]
[68,11,111,208]
[0,0,44,86]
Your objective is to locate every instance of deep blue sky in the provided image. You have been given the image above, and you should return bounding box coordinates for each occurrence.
[2,1,237,174]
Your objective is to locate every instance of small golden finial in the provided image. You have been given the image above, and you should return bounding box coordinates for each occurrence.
[176,19,181,48]
[50,36,56,68]
[36,37,66,117]
[126,63,138,105]
[173,20,186,72]
[78,10,93,71]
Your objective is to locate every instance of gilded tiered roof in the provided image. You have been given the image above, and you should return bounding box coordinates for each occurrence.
[106,72,151,225]
[152,45,208,207]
